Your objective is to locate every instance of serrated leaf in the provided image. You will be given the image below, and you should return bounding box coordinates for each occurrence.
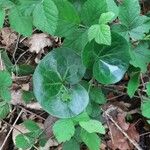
[81,0,107,26]
[23,120,40,132]
[0,101,10,119]
[80,129,100,150]
[63,138,80,150]
[130,42,150,73]
[63,28,88,55]
[141,98,150,118]
[88,24,111,45]
[0,9,5,28]
[53,119,75,142]
[127,72,140,98]
[33,0,58,35]
[54,0,80,37]
[8,6,32,36]
[113,0,150,40]
[79,120,105,134]
[82,33,130,84]
[33,48,88,118]
[99,12,115,24]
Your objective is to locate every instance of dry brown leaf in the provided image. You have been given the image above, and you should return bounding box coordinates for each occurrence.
[107,107,140,150]
[28,33,53,53]
[0,27,17,50]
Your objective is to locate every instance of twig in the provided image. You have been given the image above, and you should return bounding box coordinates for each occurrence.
[103,107,143,150]
[0,110,23,150]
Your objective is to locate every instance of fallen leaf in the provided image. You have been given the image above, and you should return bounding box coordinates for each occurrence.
[0,27,17,50]
[28,33,53,53]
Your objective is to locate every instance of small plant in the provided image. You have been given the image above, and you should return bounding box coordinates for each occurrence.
[0,0,150,149]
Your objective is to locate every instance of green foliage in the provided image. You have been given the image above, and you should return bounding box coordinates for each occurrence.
[0,101,10,119]
[81,129,101,150]
[113,0,150,40]
[0,71,12,101]
[79,120,105,134]
[15,120,45,149]
[33,47,89,118]
[127,72,140,98]
[141,98,150,119]
[22,91,35,104]
[63,138,80,150]
[1,0,150,149]
[82,33,130,84]
[53,119,75,142]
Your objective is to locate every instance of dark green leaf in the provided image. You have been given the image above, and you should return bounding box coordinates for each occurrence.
[23,120,40,132]
[33,48,88,118]
[81,0,107,26]
[82,33,130,84]
[63,138,80,150]
[22,91,35,104]
[0,9,5,28]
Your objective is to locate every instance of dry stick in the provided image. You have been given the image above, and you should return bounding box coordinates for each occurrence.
[0,110,23,150]
[104,110,143,150]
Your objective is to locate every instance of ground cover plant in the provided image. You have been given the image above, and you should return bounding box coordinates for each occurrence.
[0,0,150,149]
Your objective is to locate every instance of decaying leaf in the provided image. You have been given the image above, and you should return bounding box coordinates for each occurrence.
[28,33,53,53]
[0,27,17,51]
[106,106,140,150]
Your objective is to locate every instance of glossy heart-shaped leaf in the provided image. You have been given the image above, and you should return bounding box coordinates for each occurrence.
[33,48,89,118]
[82,33,130,84]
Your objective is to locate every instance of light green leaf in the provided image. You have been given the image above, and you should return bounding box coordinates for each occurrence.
[88,24,111,45]
[0,71,12,87]
[79,120,105,134]
[130,42,150,73]
[63,138,80,150]
[146,83,150,96]
[33,0,58,35]
[72,112,90,123]
[15,133,35,150]
[0,88,11,102]
[82,33,130,84]
[33,48,88,118]
[53,119,75,142]
[127,72,140,98]
[81,130,100,150]
[8,6,32,36]
[81,0,107,26]
[141,98,150,118]
[23,120,40,132]
[0,9,5,28]
[99,12,115,24]
[0,101,10,119]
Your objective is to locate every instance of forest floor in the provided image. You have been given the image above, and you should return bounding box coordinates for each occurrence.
[0,1,150,150]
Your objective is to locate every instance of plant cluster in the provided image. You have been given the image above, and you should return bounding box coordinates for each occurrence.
[0,0,150,149]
